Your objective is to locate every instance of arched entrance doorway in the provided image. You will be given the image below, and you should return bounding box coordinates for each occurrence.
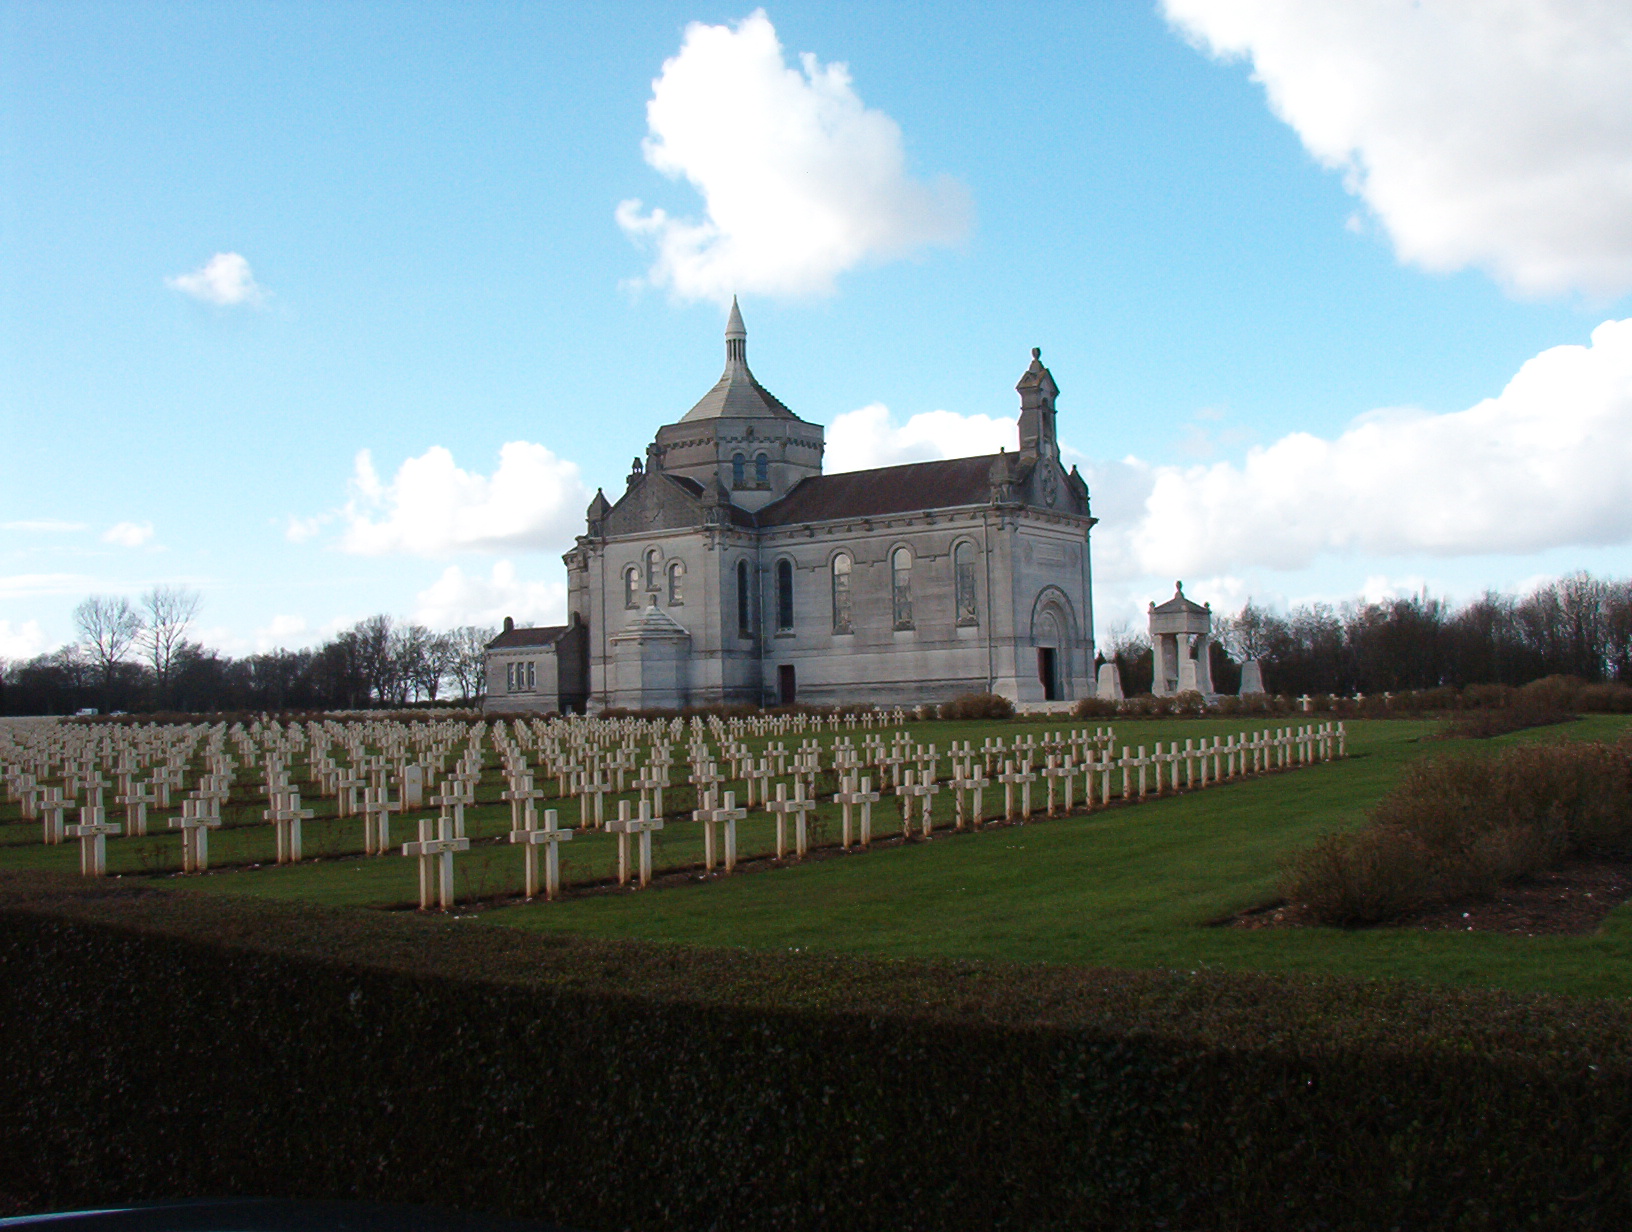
[1029,589,1077,702]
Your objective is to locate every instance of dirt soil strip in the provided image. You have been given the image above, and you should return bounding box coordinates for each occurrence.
[1226,857,1632,936]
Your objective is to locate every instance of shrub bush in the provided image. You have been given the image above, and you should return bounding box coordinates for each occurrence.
[938,693,1015,721]
[1072,696,1119,718]
[1285,735,1632,924]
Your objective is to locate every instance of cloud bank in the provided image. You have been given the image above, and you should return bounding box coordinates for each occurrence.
[1127,318,1632,575]
[825,403,1017,473]
[166,252,268,306]
[617,9,969,302]
[820,322,1632,586]
[102,521,154,548]
[1163,0,1632,297]
[414,562,568,629]
[337,441,590,558]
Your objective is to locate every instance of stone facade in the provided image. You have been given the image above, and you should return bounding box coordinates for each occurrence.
[1148,583,1215,697]
[487,302,1099,713]
[483,615,588,714]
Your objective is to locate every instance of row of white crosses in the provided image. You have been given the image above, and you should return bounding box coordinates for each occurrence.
[6,714,1342,900]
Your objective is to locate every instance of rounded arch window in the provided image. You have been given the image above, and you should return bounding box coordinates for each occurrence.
[644,549,660,592]
[831,551,853,633]
[776,559,794,631]
[755,452,769,486]
[667,560,685,606]
[732,453,746,488]
[623,567,639,610]
[891,547,914,630]
[954,540,979,625]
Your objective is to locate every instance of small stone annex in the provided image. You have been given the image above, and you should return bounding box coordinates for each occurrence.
[486,302,1098,713]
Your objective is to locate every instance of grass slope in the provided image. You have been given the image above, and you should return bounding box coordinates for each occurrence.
[484,716,1632,999]
[5,715,1629,998]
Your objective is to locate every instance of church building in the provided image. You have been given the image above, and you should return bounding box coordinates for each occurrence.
[485,302,1098,713]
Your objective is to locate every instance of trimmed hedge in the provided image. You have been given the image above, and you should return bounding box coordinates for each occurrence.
[2,871,1631,1230]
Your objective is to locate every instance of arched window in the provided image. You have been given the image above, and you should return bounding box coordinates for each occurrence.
[831,552,853,633]
[732,453,746,488]
[644,548,660,592]
[624,567,638,610]
[667,560,685,606]
[776,559,794,631]
[737,559,752,635]
[755,452,769,486]
[955,541,978,625]
[891,547,914,630]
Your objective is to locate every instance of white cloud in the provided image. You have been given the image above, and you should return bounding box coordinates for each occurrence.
[165,252,268,306]
[337,441,590,558]
[102,521,154,548]
[1120,318,1632,576]
[825,403,1017,473]
[2,520,86,533]
[283,514,328,544]
[0,573,94,598]
[617,9,970,302]
[0,620,50,659]
[1163,0,1632,297]
[414,561,568,630]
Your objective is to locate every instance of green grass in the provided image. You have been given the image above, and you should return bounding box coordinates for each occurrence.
[6,714,1631,998]
[480,715,1632,999]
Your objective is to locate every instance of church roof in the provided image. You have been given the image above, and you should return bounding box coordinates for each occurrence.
[755,454,1003,526]
[1151,583,1209,616]
[680,297,803,423]
[486,623,570,650]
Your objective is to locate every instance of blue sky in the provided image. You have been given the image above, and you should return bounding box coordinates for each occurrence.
[5,1,1631,657]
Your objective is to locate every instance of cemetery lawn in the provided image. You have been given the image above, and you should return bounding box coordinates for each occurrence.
[481,715,1632,1001]
[7,715,1631,1000]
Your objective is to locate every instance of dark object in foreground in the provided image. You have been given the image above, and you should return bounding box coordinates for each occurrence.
[3,872,1630,1232]
[0,1201,572,1232]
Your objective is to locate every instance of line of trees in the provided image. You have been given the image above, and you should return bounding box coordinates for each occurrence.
[0,588,494,716]
[1105,572,1632,698]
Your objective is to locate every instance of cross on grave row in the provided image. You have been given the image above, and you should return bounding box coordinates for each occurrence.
[403,816,470,911]
[607,798,665,888]
[510,805,573,900]
[693,789,745,873]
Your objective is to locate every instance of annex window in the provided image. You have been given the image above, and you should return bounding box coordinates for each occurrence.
[891,547,914,630]
[755,452,769,486]
[667,560,685,606]
[623,567,639,610]
[955,541,979,625]
[505,663,516,693]
[526,661,537,690]
[831,552,853,634]
[776,559,794,631]
[737,559,752,635]
[644,548,660,592]
[732,453,746,488]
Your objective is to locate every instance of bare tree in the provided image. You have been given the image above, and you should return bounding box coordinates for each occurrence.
[448,625,496,700]
[140,584,202,689]
[74,595,144,691]
[351,615,396,704]
[422,632,458,701]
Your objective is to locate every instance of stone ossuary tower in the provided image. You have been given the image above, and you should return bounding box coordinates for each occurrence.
[486,302,1099,713]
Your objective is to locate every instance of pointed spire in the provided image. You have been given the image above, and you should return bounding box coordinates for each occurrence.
[725,295,746,366]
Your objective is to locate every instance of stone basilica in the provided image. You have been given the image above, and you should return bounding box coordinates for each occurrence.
[484,301,1098,713]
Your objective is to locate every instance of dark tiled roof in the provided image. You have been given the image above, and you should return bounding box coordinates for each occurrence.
[486,624,569,650]
[755,455,1001,526]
